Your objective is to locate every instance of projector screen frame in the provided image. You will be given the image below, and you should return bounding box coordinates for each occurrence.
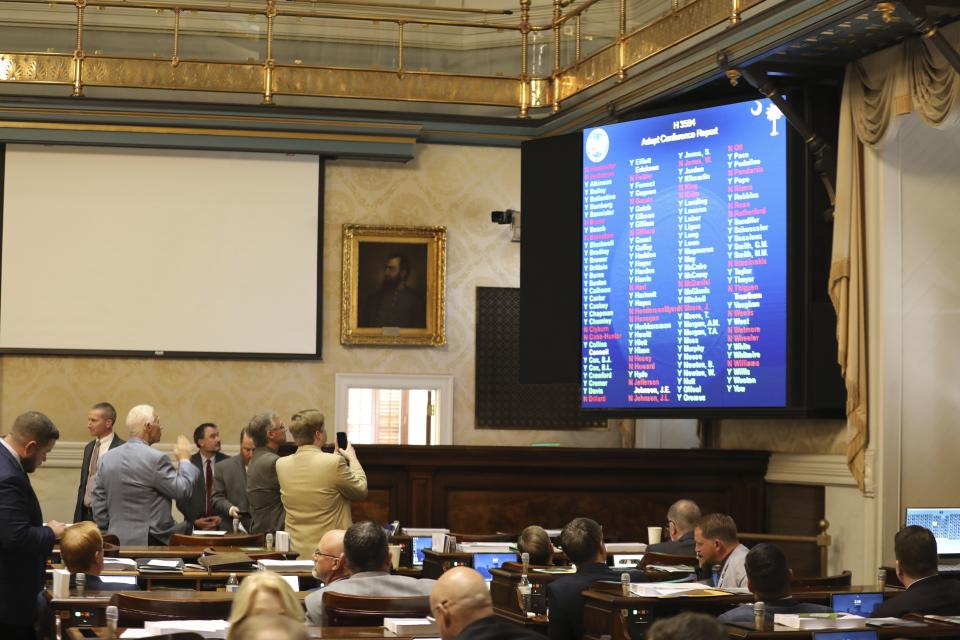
[0,144,325,361]
[577,93,843,419]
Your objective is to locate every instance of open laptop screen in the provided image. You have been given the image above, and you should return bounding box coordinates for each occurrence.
[472,552,518,581]
[813,632,878,640]
[905,508,960,556]
[831,592,884,616]
[412,536,432,567]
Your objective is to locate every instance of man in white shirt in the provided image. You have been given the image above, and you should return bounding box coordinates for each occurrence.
[73,402,124,523]
[694,513,749,590]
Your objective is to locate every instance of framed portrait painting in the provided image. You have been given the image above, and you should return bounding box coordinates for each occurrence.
[341,224,447,346]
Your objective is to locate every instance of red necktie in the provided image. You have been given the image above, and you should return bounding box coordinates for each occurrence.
[205,459,213,516]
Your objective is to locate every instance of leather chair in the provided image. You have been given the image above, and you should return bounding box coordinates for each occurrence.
[168,532,265,547]
[110,592,232,627]
[322,592,431,626]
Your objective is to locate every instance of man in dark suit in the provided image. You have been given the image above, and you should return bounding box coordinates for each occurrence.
[0,411,67,640]
[546,517,647,640]
[212,428,255,531]
[246,411,287,534]
[431,566,544,640]
[74,402,124,523]
[646,499,700,557]
[718,543,832,623]
[872,525,960,618]
[178,422,229,531]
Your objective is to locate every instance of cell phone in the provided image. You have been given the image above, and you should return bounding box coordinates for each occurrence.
[336,432,348,449]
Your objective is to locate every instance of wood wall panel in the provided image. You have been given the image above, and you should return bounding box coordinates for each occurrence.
[350,445,769,541]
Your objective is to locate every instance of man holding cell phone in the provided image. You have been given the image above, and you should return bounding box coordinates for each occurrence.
[276,410,367,561]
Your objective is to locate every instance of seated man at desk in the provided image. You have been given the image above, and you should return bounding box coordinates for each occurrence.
[647,499,700,556]
[312,528,349,587]
[694,513,749,590]
[431,566,544,640]
[305,520,436,625]
[60,521,139,591]
[518,525,554,566]
[716,543,829,623]
[547,517,647,640]
[872,525,960,618]
[647,612,726,640]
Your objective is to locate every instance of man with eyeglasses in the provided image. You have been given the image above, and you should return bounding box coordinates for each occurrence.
[245,411,287,535]
[92,404,196,545]
[646,499,700,557]
[312,529,349,587]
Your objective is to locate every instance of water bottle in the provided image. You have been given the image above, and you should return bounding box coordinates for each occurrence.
[621,572,631,597]
[265,532,274,551]
[105,604,118,639]
[226,572,239,593]
[517,552,532,614]
[75,572,86,595]
[753,601,766,629]
[711,563,721,587]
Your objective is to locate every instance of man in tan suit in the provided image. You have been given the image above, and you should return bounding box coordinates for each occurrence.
[276,410,367,559]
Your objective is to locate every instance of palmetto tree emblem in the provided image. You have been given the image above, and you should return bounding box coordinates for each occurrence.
[766,103,783,136]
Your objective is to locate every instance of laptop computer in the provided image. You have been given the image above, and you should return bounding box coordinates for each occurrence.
[472,552,518,581]
[905,508,960,567]
[813,632,878,640]
[831,592,884,616]
[611,553,644,568]
[411,536,432,567]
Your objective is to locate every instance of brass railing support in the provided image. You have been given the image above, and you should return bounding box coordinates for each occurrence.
[519,0,530,118]
[617,0,626,80]
[72,0,86,97]
[263,0,276,105]
[575,15,581,62]
[551,0,561,112]
[172,8,181,67]
[731,0,742,24]
[397,21,405,77]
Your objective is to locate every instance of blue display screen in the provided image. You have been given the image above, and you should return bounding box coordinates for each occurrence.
[581,98,788,409]
[832,593,884,616]
[472,552,517,580]
[412,536,432,566]
[813,632,878,640]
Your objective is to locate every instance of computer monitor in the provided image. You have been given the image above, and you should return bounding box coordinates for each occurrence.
[905,508,960,556]
[98,576,138,586]
[472,552,518,581]
[412,536,432,567]
[611,553,644,568]
[831,592,884,616]
[813,632,878,640]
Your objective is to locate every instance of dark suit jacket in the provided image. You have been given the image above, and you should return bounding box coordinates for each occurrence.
[177,451,229,529]
[0,443,56,626]
[458,614,546,640]
[547,562,647,640]
[212,454,250,530]
[247,447,285,534]
[872,575,960,618]
[646,531,696,557]
[73,433,124,523]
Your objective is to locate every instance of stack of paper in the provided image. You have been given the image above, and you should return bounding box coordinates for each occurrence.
[135,558,184,573]
[256,559,314,573]
[102,557,138,572]
[383,617,437,635]
[773,613,865,629]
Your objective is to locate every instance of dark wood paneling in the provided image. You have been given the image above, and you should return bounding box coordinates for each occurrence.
[350,445,769,542]
[765,482,825,577]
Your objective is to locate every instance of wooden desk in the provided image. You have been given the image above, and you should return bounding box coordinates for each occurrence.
[67,626,403,639]
[724,620,960,639]
[52,545,300,561]
[581,585,901,640]
[421,549,473,580]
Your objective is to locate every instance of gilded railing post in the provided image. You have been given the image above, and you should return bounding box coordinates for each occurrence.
[551,0,561,112]
[575,15,581,62]
[263,0,277,105]
[519,0,530,118]
[398,21,404,78]
[172,8,181,67]
[72,0,86,97]
[731,0,742,24]
[618,0,626,80]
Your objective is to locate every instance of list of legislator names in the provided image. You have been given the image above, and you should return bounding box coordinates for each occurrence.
[582,99,787,409]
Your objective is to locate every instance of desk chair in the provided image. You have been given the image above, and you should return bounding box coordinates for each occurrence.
[321,592,430,626]
[110,592,232,627]
[168,533,265,547]
[638,552,697,568]
[792,570,852,589]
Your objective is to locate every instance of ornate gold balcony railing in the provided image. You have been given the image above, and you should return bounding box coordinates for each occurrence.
[0,0,761,117]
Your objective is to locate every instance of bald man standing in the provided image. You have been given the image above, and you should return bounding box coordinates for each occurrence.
[430,567,543,640]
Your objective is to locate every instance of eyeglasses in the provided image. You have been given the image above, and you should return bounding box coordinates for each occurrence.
[313,549,338,560]
[269,424,286,433]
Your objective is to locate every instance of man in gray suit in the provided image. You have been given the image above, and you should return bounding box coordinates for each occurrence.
[212,428,256,531]
[92,404,197,545]
[245,411,286,535]
[305,521,436,625]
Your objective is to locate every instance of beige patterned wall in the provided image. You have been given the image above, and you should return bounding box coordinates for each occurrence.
[718,418,847,453]
[1,144,621,522]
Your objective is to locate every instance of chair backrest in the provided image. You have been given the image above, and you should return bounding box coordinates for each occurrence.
[638,551,697,568]
[449,532,518,543]
[102,534,120,546]
[168,532,265,547]
[110,592,232,627]
[322,592,431,627]
[792,570,853,589]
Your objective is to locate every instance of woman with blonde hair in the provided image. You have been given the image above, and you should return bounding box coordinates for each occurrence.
[227,571,305,639]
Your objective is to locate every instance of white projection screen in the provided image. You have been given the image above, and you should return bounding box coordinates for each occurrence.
[0,144,322,358]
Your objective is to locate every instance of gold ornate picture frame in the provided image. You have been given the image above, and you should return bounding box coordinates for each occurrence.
[341,224,447,346]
